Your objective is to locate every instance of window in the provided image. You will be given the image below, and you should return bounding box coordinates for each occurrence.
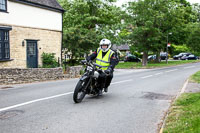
[0,0,7,12]
[0,30,10,60]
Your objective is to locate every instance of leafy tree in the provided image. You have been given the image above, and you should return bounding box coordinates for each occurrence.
[187,23,200,53]
[124,0,195,66]
[58,0,121,64]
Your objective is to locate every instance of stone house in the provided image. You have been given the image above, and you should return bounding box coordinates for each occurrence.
[0,0,64,68]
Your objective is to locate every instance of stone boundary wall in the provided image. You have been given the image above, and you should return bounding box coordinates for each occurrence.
[0,66,82,85]
[66,66,83,78]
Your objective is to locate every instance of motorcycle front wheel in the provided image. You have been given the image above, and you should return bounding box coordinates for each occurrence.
[73,80,88,103]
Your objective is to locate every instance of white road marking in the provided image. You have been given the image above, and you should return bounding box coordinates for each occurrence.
[111,79,133,85]
[165,69,178,73]
[0,79,134,112]
[154,72,163,76]
[141,75,153,79]
[0,92,73,112]
[184,66,195,69]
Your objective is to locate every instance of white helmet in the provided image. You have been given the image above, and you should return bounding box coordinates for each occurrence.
[100,39,111,52]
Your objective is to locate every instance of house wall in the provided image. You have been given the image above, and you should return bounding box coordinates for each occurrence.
[0,25,62,68]
[0,1,62,31]
[0,0,63,68]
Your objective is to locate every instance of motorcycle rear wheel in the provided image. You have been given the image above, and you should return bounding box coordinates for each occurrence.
[73,80,87,103]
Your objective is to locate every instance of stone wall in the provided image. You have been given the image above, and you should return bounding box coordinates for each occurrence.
[0,66,82,85]
[66,66,83,78]
[0,25,62,68]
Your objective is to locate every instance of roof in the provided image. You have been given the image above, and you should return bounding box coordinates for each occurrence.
[11,0,64,12]
[112,44,130,51]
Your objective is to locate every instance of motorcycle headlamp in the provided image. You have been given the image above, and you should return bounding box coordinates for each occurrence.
[87,66,93,72]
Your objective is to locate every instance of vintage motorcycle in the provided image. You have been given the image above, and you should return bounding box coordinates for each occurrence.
[73,60,107,103]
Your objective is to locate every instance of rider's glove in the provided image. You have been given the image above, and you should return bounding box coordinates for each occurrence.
[105,67,112,75]
[86,57,92,63]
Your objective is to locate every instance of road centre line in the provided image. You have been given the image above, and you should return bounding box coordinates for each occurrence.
[141,75,153,79]
[184,66,195,69]
[165,69,178,73]
[111,79,133,85]
[154,72,163,76]
[0,92,73,112]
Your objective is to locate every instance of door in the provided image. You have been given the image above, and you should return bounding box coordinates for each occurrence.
[26,40,38,68]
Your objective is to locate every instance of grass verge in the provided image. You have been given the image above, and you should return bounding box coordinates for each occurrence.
[163,71,200,133]
[190,71,200,83]
[116,60,200,69]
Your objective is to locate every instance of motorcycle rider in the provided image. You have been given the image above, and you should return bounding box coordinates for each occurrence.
[86,39,117,95]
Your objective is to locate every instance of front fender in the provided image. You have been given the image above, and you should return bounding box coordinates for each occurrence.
[80,75,89,81]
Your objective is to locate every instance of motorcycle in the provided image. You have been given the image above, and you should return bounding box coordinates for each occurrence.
[73,60,107,103]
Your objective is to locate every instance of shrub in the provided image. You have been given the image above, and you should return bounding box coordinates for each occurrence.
[41,53,58,68]
[171,44,190,56]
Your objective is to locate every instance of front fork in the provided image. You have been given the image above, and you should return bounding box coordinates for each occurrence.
[80,74,92,93]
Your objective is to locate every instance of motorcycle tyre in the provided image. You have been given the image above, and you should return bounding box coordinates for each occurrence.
[73,80,87,103]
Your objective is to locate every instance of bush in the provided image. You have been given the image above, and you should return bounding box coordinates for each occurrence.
[132,51,142,58]
[41,53,58,68]
[171,44,190,56]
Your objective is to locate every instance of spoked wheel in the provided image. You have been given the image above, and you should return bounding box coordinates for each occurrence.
[73,80,88,103]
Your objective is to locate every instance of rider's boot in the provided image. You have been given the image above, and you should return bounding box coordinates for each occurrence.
[98,82,104,96]
[104,87,108,92]
[98,89,103,96]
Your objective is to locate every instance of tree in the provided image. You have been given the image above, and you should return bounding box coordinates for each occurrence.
[187,23,200,54]
[124,0,195,66]
[58,0,121,64]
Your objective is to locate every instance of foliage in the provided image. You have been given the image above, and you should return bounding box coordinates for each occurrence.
[171,44,190,56]
[130,45,142,58]
[41,53,58,68]
[123,0,196,66]
[187,23,200,53]
[58,0,121,63]
[57,0,200,66]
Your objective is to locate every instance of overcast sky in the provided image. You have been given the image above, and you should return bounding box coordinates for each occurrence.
[116,0,200,7]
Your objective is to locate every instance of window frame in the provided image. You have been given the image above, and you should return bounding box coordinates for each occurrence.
[0,29,10,61]
[0,0,7,12]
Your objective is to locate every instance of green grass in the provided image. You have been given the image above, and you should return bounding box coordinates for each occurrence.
[163,93,200,133]
[163,71,200,133]
[190,71,200,83]
[115,60,200,69]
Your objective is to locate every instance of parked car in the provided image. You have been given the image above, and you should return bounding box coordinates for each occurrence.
[148,55,156,61]
[160,52,169,60]
[181,54,199,60]
[173,53,191,60]
[188,55,199,60]
[148,53,167,62]
[124,54,141,62]
[180,55,189,60]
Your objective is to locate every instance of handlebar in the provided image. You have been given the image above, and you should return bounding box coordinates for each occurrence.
[81,60,111,76]
[81,60,103,71]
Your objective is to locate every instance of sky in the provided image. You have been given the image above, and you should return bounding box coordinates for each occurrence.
[115,0,200,7]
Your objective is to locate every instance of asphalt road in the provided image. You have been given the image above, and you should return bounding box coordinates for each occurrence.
[1,62,200,133]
